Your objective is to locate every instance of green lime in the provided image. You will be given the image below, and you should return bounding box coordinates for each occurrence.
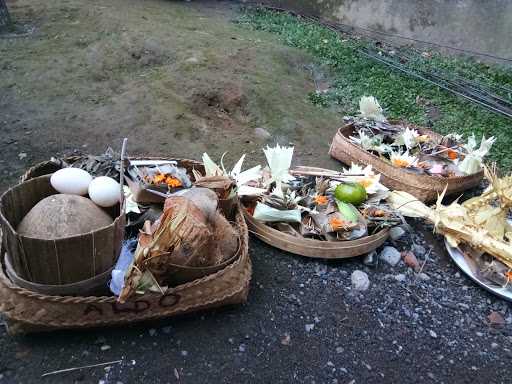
[334,183,367,205]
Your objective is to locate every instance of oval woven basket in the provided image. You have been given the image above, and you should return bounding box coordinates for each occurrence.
[243,164,390,258]
[329,123,484,203]
[0,157,251,334]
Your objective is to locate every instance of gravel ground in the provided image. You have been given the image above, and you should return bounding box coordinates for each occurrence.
[1,222,511,384]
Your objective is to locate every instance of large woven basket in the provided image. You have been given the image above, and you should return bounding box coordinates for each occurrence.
[243,164,390,258]
[0,157,251,334]
[329,123,484,203]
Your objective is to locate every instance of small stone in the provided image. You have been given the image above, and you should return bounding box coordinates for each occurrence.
[148,329,157,337]
[389,226,406,240]
[281,333,291,346]
[185,57,199,64]
[238,344,246,352]
[379,246,401,267]
[181,350,188,357]
[402,251,420,272]
[394,274,406,283]
[363,251,377,267]
[491,342,499,349]
[18,152,27,160]
[254,127,271,140]
[100,345,111,351]
[417,272,430,281]
[351,270,370,291]
[315,264,328,276]
[305,324,315,332]
[412,244,426,256]
[336,347,344,354]
[487,311,505,326]
[429,330,437,338]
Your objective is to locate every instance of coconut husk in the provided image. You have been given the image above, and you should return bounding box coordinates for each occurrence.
[211,213,239,265]
[194,175,235,200]
[118,193,239,303]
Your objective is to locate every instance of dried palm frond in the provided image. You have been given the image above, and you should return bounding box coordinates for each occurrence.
[388,167,512,270]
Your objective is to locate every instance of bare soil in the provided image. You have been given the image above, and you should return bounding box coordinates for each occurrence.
[0,0,341,192]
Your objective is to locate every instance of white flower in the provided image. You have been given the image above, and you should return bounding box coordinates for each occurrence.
[336,163,388,194]
[349,130,390,154]
[263,144,295,191]
[359,96,386,122]
[394,127,420,149]
[458,134,496,175]
[349,130,374,150]
[390,150,418,168]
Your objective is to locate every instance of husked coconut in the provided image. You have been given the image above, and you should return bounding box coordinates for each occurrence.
[211,213,239,265]
[17,194,113,240]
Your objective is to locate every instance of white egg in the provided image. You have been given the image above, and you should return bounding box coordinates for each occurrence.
[50,168,93,195]
[88,176,121,207]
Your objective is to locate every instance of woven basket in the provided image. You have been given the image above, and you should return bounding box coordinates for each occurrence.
[0,157,251,334]
[329,123,484,203]
[243,163,390,259]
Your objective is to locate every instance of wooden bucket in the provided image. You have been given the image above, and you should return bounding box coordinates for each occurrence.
[0,175,124,285]
[329,123,484,203]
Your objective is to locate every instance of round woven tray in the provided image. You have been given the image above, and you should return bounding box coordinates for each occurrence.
[243,163,390,259]
[329,123,484,203]
[0,157,251,334]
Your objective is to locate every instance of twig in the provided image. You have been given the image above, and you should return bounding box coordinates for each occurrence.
[41,360,122,378]
[417,248,432,276]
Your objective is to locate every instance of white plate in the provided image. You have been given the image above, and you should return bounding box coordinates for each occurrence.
[445,238,512,302]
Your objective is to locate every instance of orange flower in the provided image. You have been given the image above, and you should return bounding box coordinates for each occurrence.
[391,158,410,168]
[506,271,512,281]
[153,173,167,184]
[447,149,458,160]
[165,176,182,188]
[314,195,329,205]
[358,179,373,189]
[153,172,182,188]
[329,217,346,230]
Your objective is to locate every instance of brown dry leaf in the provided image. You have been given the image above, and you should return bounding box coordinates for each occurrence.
[487,311,505,327]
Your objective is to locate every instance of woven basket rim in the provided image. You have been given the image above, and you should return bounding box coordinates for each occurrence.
[335,123,484,182]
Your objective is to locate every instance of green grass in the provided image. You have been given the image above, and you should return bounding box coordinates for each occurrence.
[238,8,512,170]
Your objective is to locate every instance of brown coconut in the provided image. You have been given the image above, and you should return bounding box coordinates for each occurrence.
[17,194,113,240]
[211,213,239,265]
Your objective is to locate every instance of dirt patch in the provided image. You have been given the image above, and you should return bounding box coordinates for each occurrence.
[190,83,250,131]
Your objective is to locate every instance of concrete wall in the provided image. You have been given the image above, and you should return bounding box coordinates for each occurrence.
[257,0,512,59]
